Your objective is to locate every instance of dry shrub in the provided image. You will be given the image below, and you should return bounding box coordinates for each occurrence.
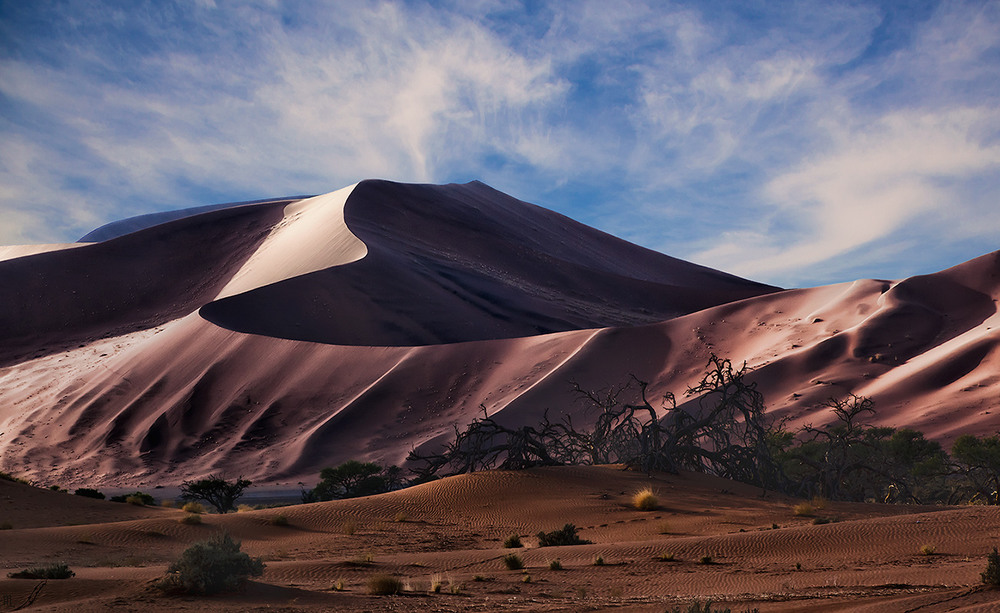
[632,487,659,511]
[367,574,403,595]
[793,502,815,517]
[179,513,202,525]
[548,559,563,570]
[920,544,936,556]
[155,533,263,595]
[8,562,74,579]
[236,504,255,513]
[503,553,524,570]
[182,501,205,514]
[269,514,289,526]
[503,534,523,548]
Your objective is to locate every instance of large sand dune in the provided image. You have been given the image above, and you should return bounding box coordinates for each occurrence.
[0,180,997,487]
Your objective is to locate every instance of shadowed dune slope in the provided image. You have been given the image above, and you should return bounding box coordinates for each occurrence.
[0,181,997,487]
[201,180,780,345]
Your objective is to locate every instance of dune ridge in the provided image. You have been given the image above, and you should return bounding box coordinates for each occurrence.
[0,181,997,487]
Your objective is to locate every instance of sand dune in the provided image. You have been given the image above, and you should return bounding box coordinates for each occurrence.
[0,180,997,488]
[1,465,998,611]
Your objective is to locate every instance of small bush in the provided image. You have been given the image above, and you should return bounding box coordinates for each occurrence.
[536,524,590,547]
[112,491,154,505]
[74,488,105,500]
[632,487,659,511]
[393,511,409,522]
[522,574,532,583]
[793,502,815,517]
[430,574,443,593]
[331,579,346,591]
[161,499,176,508]
[0,471,31,485]
[983,547,1000,586]
[658,552,676,562]
[367,574,403,595]
[812,517,832,525]
[503,534,523,548]
[548,559,563,570]
[182,502,205,514]
[237,504,255,513]
[920,544,936,556]
[269,514,289,526]
[593,555,605,566]
[179,513,202,525]
[699,555,714,565]
[8,562,74,579]
[155,532,264,595]
[503,553,524,570]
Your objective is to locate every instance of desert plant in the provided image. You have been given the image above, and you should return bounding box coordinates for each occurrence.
[633,487,659,511]
[269,514,289,526]
[503,553,524,570]
[522,574,532,583]
[548,559,563,570]
[110,491,154,505]
[793,502,815,517]
[180,476,251,514]
[126,494,149,506]
[155,532,264,595]
[667,602,758,613]
[0,471,31,485]
[593,555,605,566]
[393,511,409,522]
[658,552,676,562]
[342,518,358,535]
[331,579,346,591]
[699,555,714,565]
[182,501,205,514]
[983,547,1000,586]
[8,562,74,579]
[311,460,402,501]
[74,488,105,500]
[920,544,936,556]
[503,534,523,548]
[536,523,590,547]
[179,513,202,525]
[367,574,403,595]
[161,499,176,508]
[430,573,443,593]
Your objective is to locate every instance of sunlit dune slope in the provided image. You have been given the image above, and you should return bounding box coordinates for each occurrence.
[0,180,997,487]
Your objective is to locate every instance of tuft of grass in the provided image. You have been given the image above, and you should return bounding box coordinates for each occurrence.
[331,579,346,591]
[269,514,289,526]
[502,553,524,570]
[503,534,523,548]
[657,552,676,562]
[8,562,75,579]
[699,555,714,565]
[593,555,605,566]
[548,559,563,570]
[521,574,532,583]
[0,471,31,485]
[793,502,815,517]
[536,523,590,547]
[236,504,255,513]
[920,544,936,556]
[182,501,205,514]
[179,513,202,525]
[160,499,176,508]
[393,511,409,522]
[430,574,443,593]
[632,487,659,511]
[367,574,403,595]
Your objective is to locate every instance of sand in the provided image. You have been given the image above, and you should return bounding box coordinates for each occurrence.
[1,465,998,611]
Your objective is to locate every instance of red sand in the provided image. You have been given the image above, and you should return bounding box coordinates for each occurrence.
[0,180,997,488]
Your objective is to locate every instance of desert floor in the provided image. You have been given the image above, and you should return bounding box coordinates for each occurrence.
[2,465,1000,612]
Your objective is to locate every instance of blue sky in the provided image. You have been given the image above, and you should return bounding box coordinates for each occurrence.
[1,0,998,287]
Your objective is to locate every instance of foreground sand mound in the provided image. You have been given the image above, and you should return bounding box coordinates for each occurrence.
[1,466,998,612]
[0,180,997,486]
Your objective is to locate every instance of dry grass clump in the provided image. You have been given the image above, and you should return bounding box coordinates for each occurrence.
[548,559,563,570]
[699,554,714,565]
[503,553,524,570]
[983,548,1000,585]
[236,504,255,513]
[793,502,815,517]
[8,562,74,579]
[269,514,289,526]
[367,574,403,595]
[503,534,523,548]
[632,487,659,511]
[181,501,205,514]
[593,555,605,566]
[657,552,676,562]
[179,513,202,525]
[393,511,409,522]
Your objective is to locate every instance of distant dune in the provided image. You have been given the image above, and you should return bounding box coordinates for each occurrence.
[0,180,996,487]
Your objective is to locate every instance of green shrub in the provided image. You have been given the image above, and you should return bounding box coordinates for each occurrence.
[536,523,590,547]
[983,547,1000,586]
[367,574,403,595]
[502,553,524,570]
[111,491,154,505]
[154,532,264,595]
[8,562,74,579]
[74,488,104,499]
[503,534,523,548]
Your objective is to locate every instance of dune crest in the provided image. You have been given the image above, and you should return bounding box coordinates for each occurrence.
[0,180,997,486]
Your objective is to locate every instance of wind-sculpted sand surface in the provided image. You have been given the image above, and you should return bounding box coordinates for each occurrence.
[1,466,999,612]
[0,180,997,487]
